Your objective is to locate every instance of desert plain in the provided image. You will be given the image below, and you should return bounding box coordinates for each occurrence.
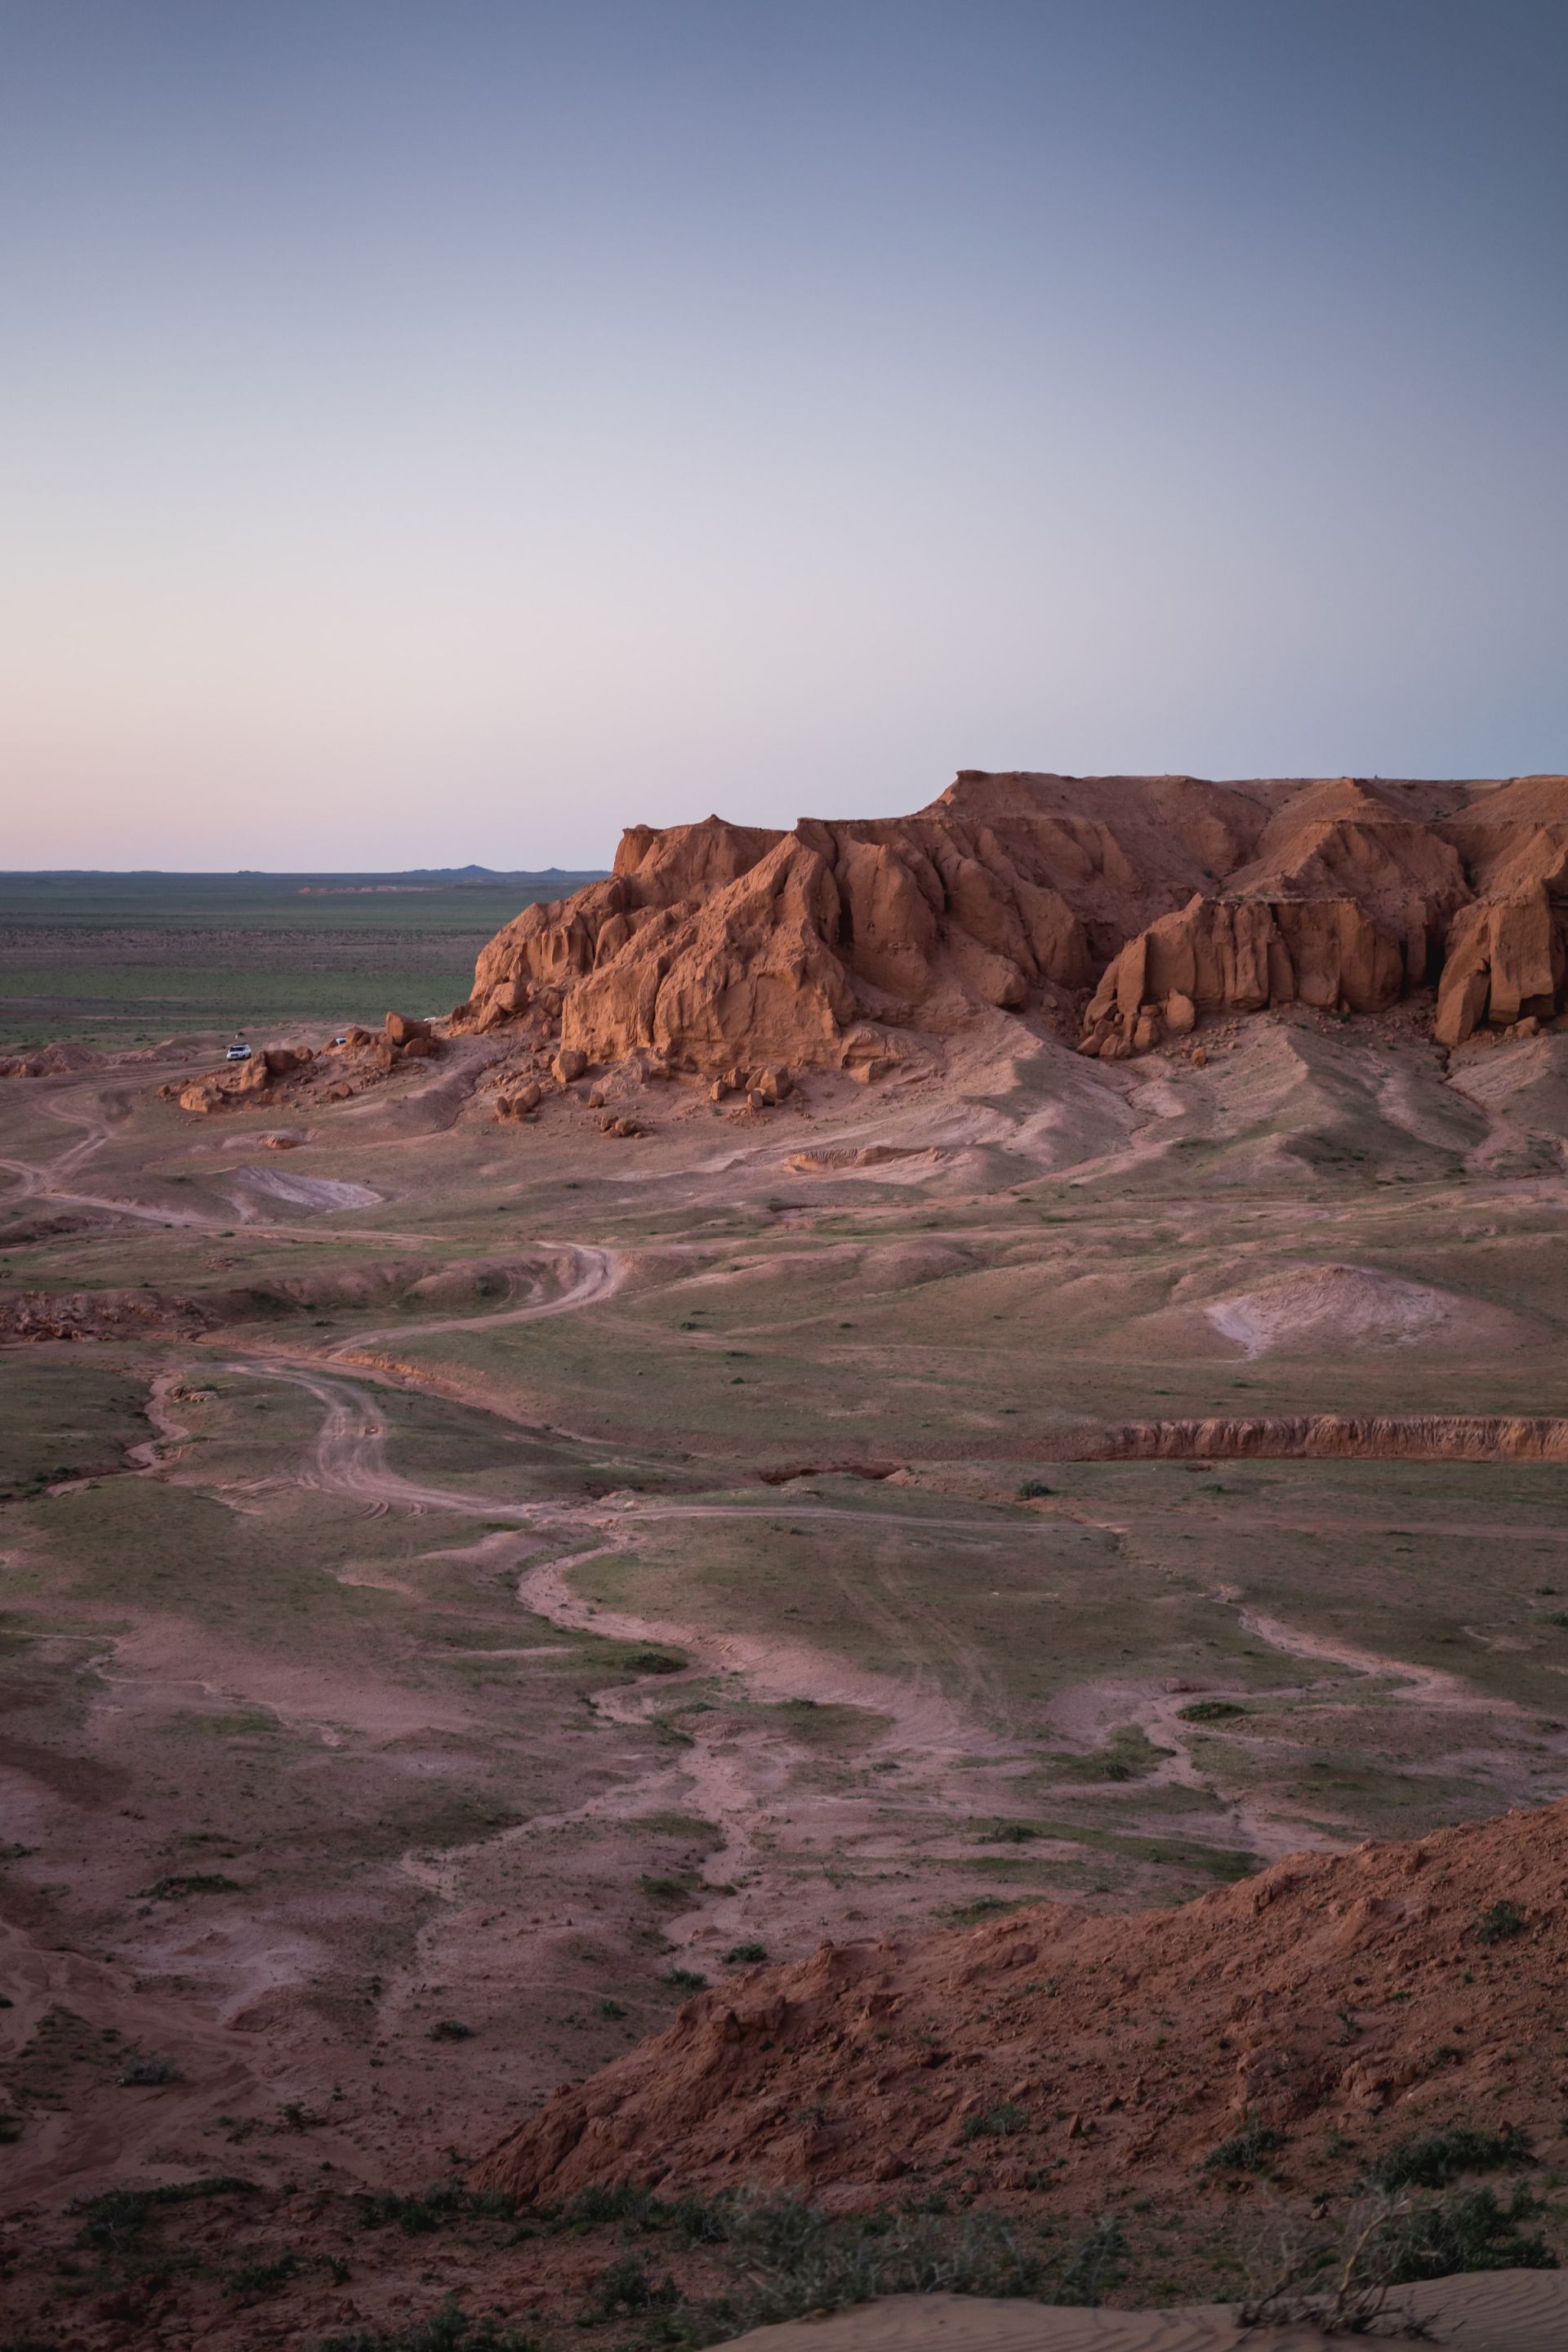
[4,771,1568,2345]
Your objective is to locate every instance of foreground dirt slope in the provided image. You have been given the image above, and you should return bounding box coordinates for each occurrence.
[476,1799,1568,2207]
[454,770,1568,1071]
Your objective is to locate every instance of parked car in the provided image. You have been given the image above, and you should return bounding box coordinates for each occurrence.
[226,1042,252,1062]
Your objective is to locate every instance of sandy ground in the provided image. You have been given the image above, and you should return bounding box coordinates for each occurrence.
[728,2273,1568,2350]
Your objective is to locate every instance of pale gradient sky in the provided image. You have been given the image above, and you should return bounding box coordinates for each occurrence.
[2,1,1566,868]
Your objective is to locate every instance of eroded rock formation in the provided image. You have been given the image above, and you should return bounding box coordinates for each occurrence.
[454,772,1568,1073]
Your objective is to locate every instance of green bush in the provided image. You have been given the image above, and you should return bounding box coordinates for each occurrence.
[1204,2118,1286,2172]
[115,2056,182,2086]
[318,2306,541,2352]
[1384,2184,1557,2281]
[1365,2123,1533,2193]
[141,1873,243,1900]
[354,2182,516,2235]
[960,2104,1029,2140]
[1475,1899,1527,1945]
[590,2254,679,2319]
[1054,2216,1127,2306]
[226,2250,298,2299]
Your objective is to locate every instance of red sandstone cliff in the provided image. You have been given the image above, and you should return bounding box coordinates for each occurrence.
[453,772,1568,1073]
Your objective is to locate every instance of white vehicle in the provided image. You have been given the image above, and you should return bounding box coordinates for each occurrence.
[225,1042,252,1062]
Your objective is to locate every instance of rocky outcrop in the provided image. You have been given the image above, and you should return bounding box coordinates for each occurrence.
[1435,889,1567,1046]
[1077,778,1481,1057]
[452,775,1251,1071]
[0,1040,109,1078]
[456,773,1568,1075]
[473,1798,1568,2208]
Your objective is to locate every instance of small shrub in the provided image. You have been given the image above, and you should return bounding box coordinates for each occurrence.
[725,1941,768,1965]
[640,1873,693,1903]
[1178,1700,1248,1724]
[662,1967,708,1993]
[354,2182,515,2235]
[599,1998,627,2020]
[1365,2123,1534,2193]
[226,2249,299,2299]
[1204,2116,1286,2172]
[591,2254,679,2319]
[1385,2182,1557,2280]
[319,2306,541,2352]
[141,1873,243,1900]
[427,2020,474,2042]
[1054,2215,1126,2306]
[117,2055,182,2086]
[75,2176,254,2254]
[1016,1480,1054,1500]
[1242,2179,1556,2330]
[979,1823,1039,1844]
[960,2103,1029,2140]
[1476,1899,1527,1945]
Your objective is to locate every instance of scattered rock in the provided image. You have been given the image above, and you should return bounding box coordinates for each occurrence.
[497,1081,542,1120]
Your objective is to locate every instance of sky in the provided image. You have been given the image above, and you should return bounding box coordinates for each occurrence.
[2,1,1566,870]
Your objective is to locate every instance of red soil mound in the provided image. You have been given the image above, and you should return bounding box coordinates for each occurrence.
[453,772,1568,1076]
[474,1801,1568,2210]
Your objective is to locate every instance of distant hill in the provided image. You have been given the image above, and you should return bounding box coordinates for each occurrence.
[3,866,611,882]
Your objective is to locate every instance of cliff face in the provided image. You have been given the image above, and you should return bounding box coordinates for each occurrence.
[453,772,1568,1073]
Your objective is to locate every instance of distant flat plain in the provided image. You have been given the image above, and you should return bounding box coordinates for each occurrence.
[0,868,608,1047]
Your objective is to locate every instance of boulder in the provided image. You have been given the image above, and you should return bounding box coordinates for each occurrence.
[401,1034,437,1059]
[385,1011,430,1045]
[553,1047,588,1085]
